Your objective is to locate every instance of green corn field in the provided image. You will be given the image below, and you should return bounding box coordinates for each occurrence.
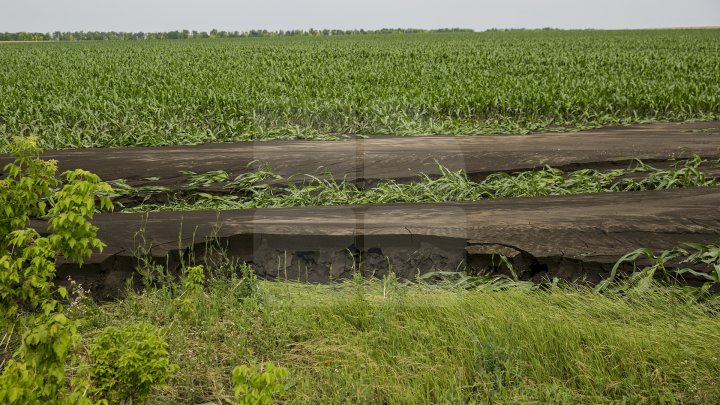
[1,29,719,150]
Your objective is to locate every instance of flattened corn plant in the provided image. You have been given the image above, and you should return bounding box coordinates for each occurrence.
[123,156,718,212]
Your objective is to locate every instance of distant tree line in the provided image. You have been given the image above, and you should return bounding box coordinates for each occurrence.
[0,28,475,41]
[484,27,566,32]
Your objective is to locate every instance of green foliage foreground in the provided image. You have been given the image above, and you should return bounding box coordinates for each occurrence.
[1,138,719,403]
[66,276,720,404]
[0,138,178,404]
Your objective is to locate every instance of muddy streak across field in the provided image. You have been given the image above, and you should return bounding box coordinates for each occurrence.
[4,122,719,299]
[2,121,718,190]
[36,187,719,300]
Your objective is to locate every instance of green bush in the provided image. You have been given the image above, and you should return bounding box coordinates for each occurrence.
[232,362,289,405]
[89,323,178,404]
[1,136,113,316]
[0,313,81,404]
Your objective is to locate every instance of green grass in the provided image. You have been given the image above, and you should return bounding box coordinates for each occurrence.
[59,277,720,404]
[120,157,718,212]
[1,29,719,151]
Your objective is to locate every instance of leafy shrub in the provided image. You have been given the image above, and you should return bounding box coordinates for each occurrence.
[0,136,113,316]
[232,362,289,405]
[175,265,206,319]
[0,137,112,403]
[0,313,81,404]
[89,323,178,404]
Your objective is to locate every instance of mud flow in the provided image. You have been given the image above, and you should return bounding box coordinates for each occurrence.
[40,186,719,300]
[5,122,717,299]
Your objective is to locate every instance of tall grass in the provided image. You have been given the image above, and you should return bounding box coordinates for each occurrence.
[67,277,720,404]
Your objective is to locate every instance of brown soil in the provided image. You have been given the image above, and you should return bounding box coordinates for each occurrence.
[40,187,720,300]
[6,121,719,298]
[2,121,718,191]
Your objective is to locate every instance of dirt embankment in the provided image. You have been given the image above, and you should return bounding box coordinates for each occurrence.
[38,187,720,300]
[2,121,718,191]
[5,121,718,299]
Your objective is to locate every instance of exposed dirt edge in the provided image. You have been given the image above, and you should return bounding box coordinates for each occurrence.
[3,121,718,191]
[49,187,720,300]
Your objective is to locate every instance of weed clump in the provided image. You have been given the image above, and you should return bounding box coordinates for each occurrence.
[232,362,289,405]
[88,323,178,404]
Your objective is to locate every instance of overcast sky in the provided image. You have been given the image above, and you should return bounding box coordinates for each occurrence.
[1,0,718,32]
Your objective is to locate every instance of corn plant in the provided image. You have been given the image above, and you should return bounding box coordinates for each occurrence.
[596,242,720,300]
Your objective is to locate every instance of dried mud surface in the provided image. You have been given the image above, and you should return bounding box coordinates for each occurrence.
[7,122,719,297]
[34,187,720,300]
[2,121,719,191]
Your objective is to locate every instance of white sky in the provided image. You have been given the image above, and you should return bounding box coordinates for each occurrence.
[1,0,718,32]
